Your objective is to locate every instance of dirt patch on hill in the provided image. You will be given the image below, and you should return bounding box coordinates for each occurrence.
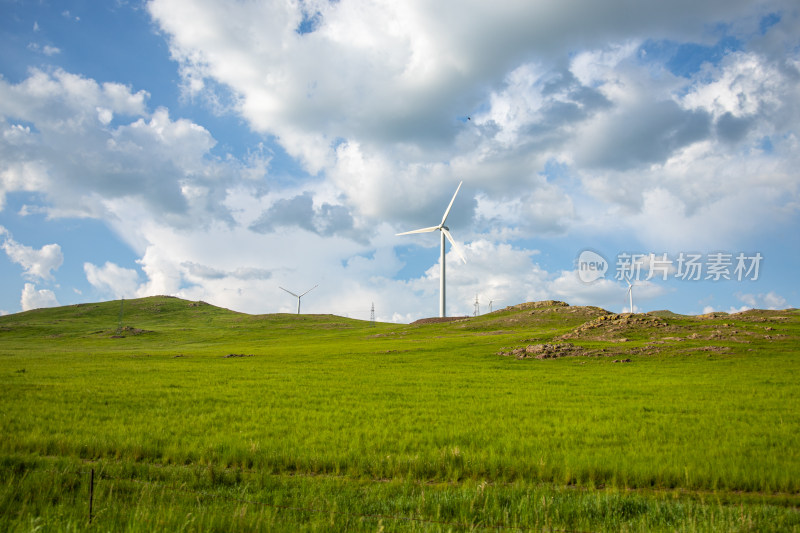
[110,326,152,338]
[498,342,601,360]
[503,300,570,311]
[526,305,609,319]
[474,302,610,332]
[560,313,670,341]
[696,312,729,319]
[494,306,799,361]
[730,309,797,322]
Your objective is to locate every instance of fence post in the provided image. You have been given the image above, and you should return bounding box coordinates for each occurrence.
[88,468,94,525]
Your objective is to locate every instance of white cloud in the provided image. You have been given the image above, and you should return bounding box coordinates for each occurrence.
[84,262,140,299]
[473,180,576,237]
[6,5,799,249]
[762,292,789,309]
[27,43,61,56]
[407,239,552,317]
[96,107,113,125]
[0,69,248,226]
[547,268,668,313]
[734,291,789,311]
[0,227,63,281]
[702,291,792,314]
[682,52,785,119]
[20,283,59,311]
[147,0,796,223]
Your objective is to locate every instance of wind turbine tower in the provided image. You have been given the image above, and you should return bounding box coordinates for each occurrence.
[396,181,467,318]
[487,297,502,313]
[279,284,318,314]
[625,277,634,314]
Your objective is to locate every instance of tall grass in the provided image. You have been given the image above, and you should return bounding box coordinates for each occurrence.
[2,456,798,532]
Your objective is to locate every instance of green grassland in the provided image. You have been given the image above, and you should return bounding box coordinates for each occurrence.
[1,296,799,531]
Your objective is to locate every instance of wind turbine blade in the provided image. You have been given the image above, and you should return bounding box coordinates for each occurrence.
[279,286,299,298]
[396,226,440,236]
[441,228,466,264]
[300,284,318,297]
[440,181,463,226]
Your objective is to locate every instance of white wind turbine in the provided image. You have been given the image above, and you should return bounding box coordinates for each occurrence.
[396,181,467,318]
[487,297,503,313]
[625,276,635,314]
[279,284,318,314]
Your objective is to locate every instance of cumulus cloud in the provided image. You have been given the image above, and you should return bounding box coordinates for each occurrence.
[84,262,140,299]
[406,239,552,316]
[734,291,789,311]
[0,227,63,281]
[249,191,368,243]
[0,69,254,227]
[182,262,272,281]
[115,218,372,314]
[20,283,59,311]
[701,290,792,314]
[141,0,799,260]
[27,43,61,56]
[547,268,668,312]
[148,0,775,147]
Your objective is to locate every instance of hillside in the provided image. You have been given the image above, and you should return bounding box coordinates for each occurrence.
[2,296,800,531]
[0,295,383,356]
[2,295,798,359]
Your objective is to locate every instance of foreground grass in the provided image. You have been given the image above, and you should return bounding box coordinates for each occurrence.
[1,296,799,531]
[3,454,798,532]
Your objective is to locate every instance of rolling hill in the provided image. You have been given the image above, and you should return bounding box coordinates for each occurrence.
[1,296,799,531]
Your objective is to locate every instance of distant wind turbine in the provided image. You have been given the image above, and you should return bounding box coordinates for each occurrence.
[625,277,635,313]
[396,181,467,318]
[279,284,318,314]
[487,297,502,313]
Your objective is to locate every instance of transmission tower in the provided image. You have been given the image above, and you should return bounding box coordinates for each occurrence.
[473,294,480,317]
[370,302,375,326]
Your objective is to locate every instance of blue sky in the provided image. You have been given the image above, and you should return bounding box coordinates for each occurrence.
[1,0,798,321]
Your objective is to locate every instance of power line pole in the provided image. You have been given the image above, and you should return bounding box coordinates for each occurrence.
[116,298,124,335]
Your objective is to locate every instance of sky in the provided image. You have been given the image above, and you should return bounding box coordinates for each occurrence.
[0,0,798,321]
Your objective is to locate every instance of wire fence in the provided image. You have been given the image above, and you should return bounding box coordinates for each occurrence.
[1,463,594,532]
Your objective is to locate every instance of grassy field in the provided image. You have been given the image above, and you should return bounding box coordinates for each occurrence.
[1,296,799,531]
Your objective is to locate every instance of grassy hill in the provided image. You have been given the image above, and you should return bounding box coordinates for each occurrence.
[1,297,799,531]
